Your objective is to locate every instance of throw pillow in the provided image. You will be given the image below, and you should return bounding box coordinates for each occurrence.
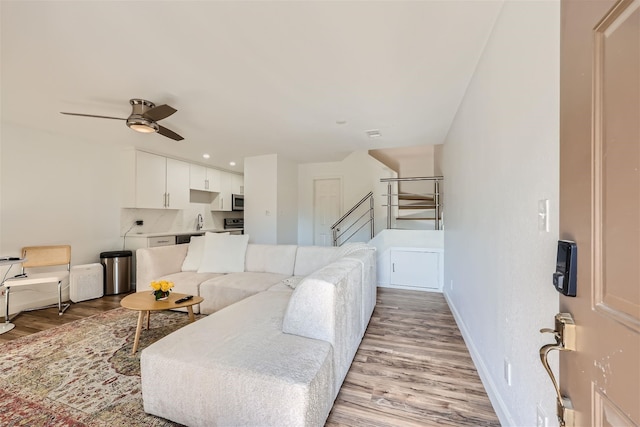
[180,235,205,272]
[282,276,305,289]
[197,232,249,273]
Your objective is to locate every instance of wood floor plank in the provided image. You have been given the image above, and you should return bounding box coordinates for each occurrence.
[0,288,499,426]
[326,288,499,427]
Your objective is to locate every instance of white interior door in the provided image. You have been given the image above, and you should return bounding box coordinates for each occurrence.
[313,178,341,246]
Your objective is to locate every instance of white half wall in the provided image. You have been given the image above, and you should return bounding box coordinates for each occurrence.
[442,2,560,426]
[297,150,395,246]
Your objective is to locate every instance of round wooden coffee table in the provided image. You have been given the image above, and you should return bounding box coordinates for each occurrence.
[120,291,204,354]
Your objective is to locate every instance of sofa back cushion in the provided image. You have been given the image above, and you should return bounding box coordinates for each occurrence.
[244,244,297,275]
[197,232,249,273]
[293,246,341,276]
[180,235,206,272]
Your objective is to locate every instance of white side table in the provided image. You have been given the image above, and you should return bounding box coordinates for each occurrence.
[0,257,26,335]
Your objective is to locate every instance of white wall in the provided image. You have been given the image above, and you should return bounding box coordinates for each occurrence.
[244,153,297,245]
[442,2,560,426]
[276,155,298,244]
[297,150,395,246]
[1,123,123,315]
[244,154,278,244]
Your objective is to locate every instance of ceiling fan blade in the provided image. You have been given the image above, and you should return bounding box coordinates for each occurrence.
[158,125,184,141]
[143,104,177,121]
[60,112,126,120]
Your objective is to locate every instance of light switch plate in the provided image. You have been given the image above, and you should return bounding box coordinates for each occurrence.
[538,199,549,232]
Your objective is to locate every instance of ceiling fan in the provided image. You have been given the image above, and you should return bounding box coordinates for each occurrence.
[61,99,184,141]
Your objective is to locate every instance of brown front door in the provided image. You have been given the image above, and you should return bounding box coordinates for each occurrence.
[560,0,640,426]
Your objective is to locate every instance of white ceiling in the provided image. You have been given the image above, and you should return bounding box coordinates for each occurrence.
[1,1,503,172]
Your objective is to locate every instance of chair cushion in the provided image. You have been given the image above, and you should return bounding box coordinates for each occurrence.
[4,271,69,287]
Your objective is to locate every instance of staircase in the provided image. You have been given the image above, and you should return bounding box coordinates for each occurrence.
[382,176,443,230]
[329,176,443,247]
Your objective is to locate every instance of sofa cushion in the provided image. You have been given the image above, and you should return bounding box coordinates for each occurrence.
[199,272,291,315]
[245,244,297,275]
[141,291,334,427]
[293,246,341,276]
[198,232,249,273]
[157,271,223,314]
[180,235,205,272]
[136,244,189,292]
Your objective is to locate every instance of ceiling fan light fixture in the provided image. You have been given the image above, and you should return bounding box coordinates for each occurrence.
[127,117,159,134]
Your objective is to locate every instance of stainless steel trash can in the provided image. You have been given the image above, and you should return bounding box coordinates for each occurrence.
[100,250,132,295]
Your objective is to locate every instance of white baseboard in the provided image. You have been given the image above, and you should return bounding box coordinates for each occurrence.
[443,290,513,426]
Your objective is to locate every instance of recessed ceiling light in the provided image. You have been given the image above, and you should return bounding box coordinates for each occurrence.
[202,153,210,159]
[229,161,236,166]
[365,129,382,138]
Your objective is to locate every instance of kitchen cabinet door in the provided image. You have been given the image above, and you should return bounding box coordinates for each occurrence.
[206,168,221,192]
[232,174,244,194]
[190,165,221,192]
[212,172,232,211]
[166,158,190,209]
[189,164,207,191]
[136,151,167,209]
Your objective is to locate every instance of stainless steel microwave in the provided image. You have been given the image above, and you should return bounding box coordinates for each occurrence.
[231,194,244,211]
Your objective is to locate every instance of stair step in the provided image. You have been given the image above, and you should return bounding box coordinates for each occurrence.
[398,194,435,201]
[396,217,440,221]
[399,205,436,209]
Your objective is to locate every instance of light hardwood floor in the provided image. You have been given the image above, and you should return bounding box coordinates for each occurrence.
[326,288,499,426]
[1,288,499,426]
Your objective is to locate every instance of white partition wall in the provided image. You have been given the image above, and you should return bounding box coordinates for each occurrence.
[442,2,561,426]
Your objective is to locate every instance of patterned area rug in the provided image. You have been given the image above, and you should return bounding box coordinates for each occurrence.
[0,307,198,426]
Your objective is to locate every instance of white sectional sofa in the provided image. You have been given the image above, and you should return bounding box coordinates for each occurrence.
[136,233,376,427]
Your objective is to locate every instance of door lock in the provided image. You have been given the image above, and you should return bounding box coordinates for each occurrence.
[539,312,576,427]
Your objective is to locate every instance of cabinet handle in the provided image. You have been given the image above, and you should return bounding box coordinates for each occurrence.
[163,193,167,207]
[205,179,209,190]
[392,263,395,273]
[167,193,170,207]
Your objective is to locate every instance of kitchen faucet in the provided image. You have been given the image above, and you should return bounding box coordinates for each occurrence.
[196,214,204,231]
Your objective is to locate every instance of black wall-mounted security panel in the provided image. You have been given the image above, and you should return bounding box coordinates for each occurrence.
[553,240,577,297]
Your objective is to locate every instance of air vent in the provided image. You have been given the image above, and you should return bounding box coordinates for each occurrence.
[365,129,381,138]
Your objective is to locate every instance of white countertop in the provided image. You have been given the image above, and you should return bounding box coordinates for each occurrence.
[124,228,241,238]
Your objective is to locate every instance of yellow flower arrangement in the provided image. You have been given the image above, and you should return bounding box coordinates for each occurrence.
[150,280,174,300]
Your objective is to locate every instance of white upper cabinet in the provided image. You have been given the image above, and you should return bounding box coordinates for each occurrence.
[190,164,222,192]
[189,164,207,191]
[232,174,244,195]
[206,168,221,192]
[165,158,190,209]
[135,151,167,209]
[122,150,189,209]
[212,172,232,211]
[122,149,240,210]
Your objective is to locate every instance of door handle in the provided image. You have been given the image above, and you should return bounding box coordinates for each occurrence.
[539,312,576,427]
